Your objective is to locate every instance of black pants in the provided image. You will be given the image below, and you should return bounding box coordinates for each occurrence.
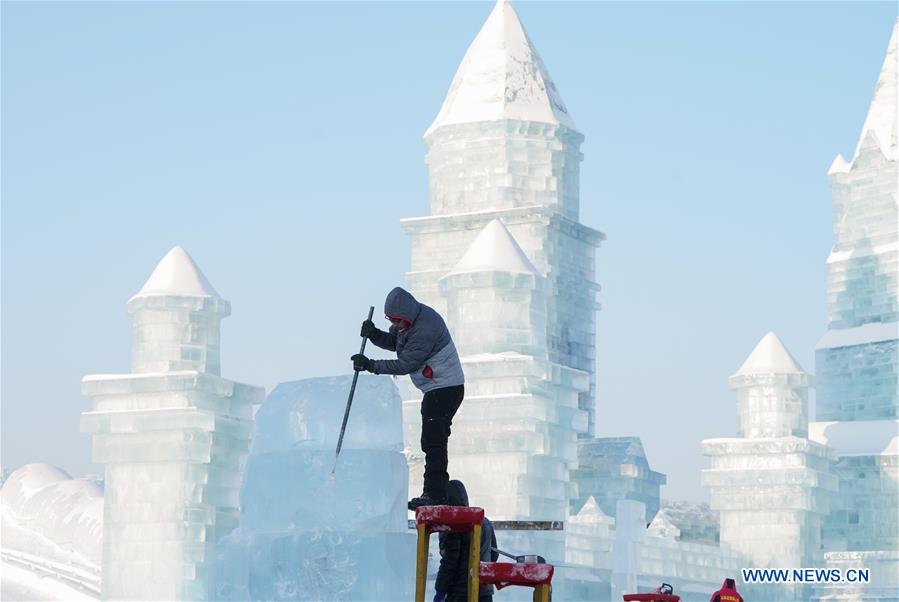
[420,384,464,500]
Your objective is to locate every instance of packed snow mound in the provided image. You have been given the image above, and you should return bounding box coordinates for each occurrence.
[1,463,103,564]
[1,463,72,514]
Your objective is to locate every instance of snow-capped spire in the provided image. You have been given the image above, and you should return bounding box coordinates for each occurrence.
[446,219,539,276]
[131,246,221,301]
[853,19,898,160]
[732,332,805,377]
[425,0,576,137]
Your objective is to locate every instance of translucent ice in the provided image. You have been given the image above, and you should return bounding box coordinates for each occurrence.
[212,374,415,601]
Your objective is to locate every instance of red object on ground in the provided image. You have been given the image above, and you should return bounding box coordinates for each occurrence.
[415,506,485,534]
[622,594,681,602]
[478,562,554,590]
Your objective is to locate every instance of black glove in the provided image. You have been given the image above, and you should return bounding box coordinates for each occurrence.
[351,353,375,373]
[360,319,377,339]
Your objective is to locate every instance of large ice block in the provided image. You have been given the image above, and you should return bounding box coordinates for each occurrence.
[213,374,415,601]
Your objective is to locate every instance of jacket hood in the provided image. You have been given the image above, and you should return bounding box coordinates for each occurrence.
[384,287,421,325]
[722,579,736,590]
[447,479,469,507]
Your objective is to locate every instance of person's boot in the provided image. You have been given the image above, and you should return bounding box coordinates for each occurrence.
[408,492,447,510]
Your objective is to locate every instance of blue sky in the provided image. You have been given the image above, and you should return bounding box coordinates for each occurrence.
[2,1,895,501]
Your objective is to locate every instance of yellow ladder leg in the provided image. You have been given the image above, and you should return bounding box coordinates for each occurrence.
[467,523,482,602]
[533,583,550,602]
[415,524,428,602]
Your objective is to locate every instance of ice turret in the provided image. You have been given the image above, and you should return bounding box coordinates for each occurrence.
[703,334,836,600]
[730,332,811,439]
[81,247,264,601]
[128,246,229,375]
[440,219,546,356]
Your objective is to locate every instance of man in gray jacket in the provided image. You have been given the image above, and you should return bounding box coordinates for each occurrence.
[351,287,465,509]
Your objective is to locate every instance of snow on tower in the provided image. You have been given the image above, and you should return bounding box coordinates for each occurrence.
[703,333,837,600]
[401,0,604,440]
[80,247,264,601]
[810,21,899,600]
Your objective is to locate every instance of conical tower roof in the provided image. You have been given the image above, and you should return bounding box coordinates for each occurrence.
[130,246,221,301]
[854,19,898,160]
[446,219,539,276]
[732,331,805,377]
[426,0,576,137]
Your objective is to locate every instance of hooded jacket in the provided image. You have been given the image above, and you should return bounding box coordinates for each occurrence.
[436,480,498,599]
[710,579,743,602]
[368,287,465,393]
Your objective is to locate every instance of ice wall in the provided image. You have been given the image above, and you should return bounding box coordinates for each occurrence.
[212,375,415,602]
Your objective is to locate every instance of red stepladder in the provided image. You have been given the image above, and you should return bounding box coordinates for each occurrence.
[415,506,484,602]
[479,561,555,602]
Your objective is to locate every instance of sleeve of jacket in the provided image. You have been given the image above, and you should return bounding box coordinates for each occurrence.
[435,532,462,594]
[371,327,433,376]
[368,326,398,351]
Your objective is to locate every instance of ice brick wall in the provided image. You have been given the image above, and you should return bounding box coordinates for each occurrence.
[822,454,899,551]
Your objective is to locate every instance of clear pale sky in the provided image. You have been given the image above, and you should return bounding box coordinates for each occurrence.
[2,1,896,501]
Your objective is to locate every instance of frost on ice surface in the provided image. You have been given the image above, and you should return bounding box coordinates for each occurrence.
[213,374,415,601]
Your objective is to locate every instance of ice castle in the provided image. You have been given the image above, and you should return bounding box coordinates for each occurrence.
[6,4,890,602]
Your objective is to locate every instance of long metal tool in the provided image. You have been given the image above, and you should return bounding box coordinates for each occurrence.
[331,305,375,475]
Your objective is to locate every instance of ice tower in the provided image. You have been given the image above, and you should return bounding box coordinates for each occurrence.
[400,0,604,543]
[810,20,899,601]
[81,246,264,600]
[401,0,604,435]
[702,333,837,600]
